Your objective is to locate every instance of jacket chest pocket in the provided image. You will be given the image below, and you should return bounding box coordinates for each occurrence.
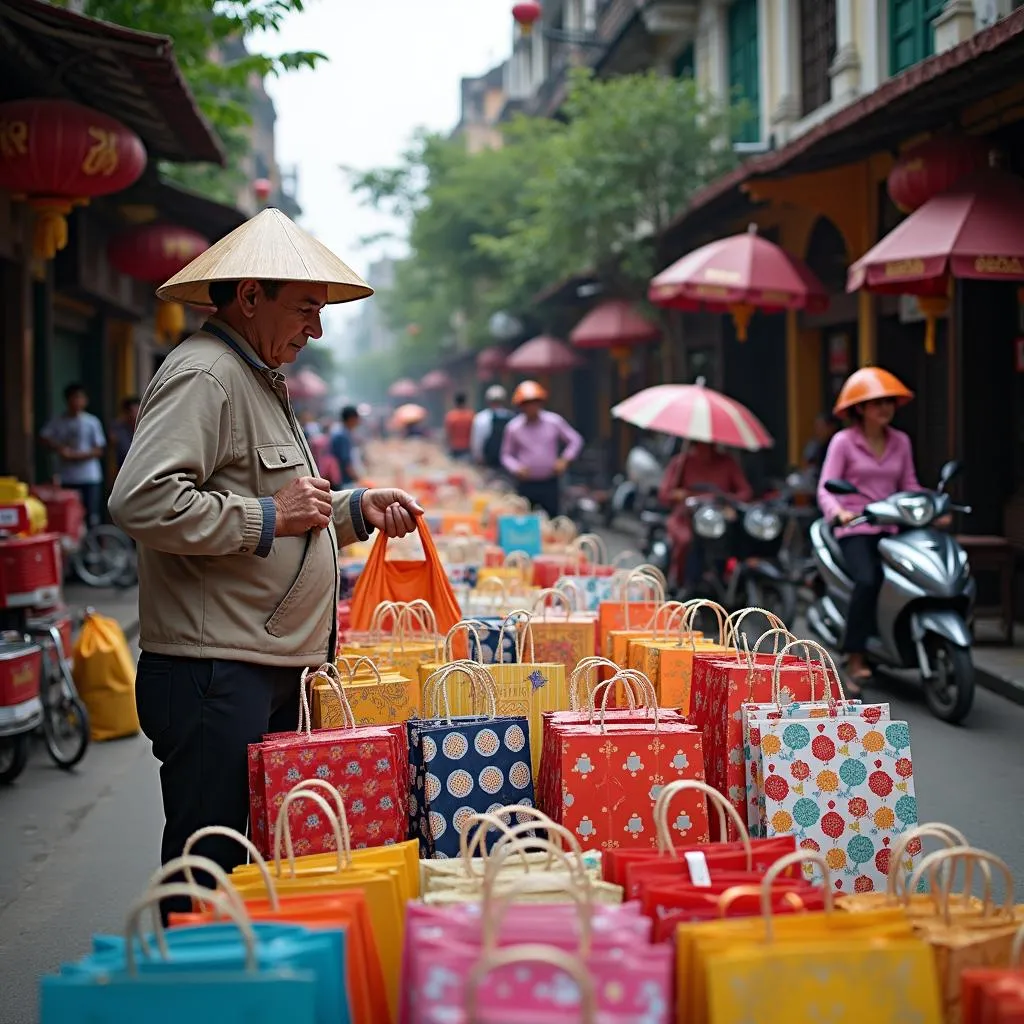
[255,443,307,491]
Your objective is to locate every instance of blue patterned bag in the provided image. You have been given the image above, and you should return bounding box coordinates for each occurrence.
[497,514,544,558]
[410,663,535,858]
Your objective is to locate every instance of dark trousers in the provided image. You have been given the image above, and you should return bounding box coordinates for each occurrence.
[838,534,882,653]
[68,482,103,527]
[518,476,560,519]
[135,653,301,920]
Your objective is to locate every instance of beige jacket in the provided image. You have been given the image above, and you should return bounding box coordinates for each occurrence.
[108,320,367,667]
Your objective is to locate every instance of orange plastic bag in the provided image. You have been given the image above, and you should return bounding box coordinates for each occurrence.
[350,519,462,636]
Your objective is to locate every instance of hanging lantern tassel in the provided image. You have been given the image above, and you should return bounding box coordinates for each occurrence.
[29,199,74,261]
[155,299,186,344]
[915,294,948,356]
[730,303,755,342]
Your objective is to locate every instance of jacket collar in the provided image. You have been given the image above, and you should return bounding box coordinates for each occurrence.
[203,317,282,379]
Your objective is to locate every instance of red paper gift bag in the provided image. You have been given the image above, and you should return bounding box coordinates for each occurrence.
[248,671,408,856]
[553,701,707,852]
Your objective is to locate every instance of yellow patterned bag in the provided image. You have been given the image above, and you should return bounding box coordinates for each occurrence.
[678,851,942,1024]
[313,657,418,728]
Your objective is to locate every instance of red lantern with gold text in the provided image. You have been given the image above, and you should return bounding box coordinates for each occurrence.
[108,223,210,344]
[253,178,272,202]
[512,1,542,34]
[0,99,147,261]
[886,135,990,214]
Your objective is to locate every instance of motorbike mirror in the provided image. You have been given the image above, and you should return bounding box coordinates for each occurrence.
[823,479,858,496]
[938,460,961,490]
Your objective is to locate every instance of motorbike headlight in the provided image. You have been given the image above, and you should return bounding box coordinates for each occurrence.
[896,494,935,526]
[693,505,727,540]
[743,506,783,543]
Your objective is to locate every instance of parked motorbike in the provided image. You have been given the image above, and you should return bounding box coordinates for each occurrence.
[611,443,668,520]
[806,460,976,724]
[642,485,794,624]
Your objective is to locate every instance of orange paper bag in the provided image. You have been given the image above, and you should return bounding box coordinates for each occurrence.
[350,518,462,636]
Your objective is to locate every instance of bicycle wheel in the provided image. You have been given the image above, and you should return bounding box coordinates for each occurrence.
[71,524,133,587]
[41,653,90,769]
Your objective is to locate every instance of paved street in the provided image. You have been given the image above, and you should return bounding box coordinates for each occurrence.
[2,553,1024,1023]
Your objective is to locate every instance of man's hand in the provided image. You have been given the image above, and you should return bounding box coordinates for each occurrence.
[835,509,856,526]
[361,488,424,538]
[554,458,568,476]
[935,513,952,528]
[516,467,531,481]
[273,476,332,536]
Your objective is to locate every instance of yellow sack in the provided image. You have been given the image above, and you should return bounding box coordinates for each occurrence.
[72,612,139,741]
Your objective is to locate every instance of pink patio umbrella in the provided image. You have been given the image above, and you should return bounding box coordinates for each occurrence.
[288,369,328,399]
[569,299,661,350]
[420,369,452,392]
[505,334,584,374]
[388,378,420,399]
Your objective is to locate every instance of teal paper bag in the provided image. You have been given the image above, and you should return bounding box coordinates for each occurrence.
[41,971,316,1024]
[55,923,348,1024]
[497,514,544,557]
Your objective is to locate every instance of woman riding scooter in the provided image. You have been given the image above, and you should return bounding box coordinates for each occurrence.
[817,367,948,694]
[658,440,753,596]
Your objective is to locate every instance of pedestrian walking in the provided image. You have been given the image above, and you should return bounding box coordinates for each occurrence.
[111,395,140,471]
[108,208,423,921]
[470,384,514,472]
[443,392,475,461]
[39,383,107,527]
[500,380,583,518]
[330,404,363,486]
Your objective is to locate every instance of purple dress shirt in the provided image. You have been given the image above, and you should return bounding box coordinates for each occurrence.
[817,426,921,538]
[500,410,584,481]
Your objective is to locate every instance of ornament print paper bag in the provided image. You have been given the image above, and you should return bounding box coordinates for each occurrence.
[528,589,598,677]
[757,711,919,895]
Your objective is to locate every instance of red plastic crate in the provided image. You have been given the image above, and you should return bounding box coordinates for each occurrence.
[30,486,86,545]
[0,641,42,708]
[0,533,63,609]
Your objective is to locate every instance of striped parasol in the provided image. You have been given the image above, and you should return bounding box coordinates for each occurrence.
[611,378,773,451]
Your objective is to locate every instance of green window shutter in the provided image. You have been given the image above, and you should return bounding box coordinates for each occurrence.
[674,42,695,79]
[728,0,760,144]
[889,0,946,75]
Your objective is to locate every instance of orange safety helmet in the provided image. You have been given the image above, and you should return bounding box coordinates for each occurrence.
[833,367,914,416]
[512,380,549,405]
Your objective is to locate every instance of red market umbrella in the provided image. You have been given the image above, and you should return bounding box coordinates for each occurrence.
[569,299,661,350]
[420,370,452,391]
[288,369,328,399]
[505,334,583,374]
[388,378,420,399]
[476,345,507,374]
[847,169,1024,354]
[612,379,773,451]
[649,225,828,340]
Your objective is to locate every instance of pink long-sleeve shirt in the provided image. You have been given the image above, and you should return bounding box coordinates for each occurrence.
[817,426,920,537]
[500,410,584,480]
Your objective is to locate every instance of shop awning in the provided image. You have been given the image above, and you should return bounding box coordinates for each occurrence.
[666,7,1024,238]
[0,0,224,165]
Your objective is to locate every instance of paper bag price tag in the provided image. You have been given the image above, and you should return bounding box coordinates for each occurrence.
[685,850,712,887]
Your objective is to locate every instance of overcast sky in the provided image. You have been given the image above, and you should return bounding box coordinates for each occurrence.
[254,1,513,340]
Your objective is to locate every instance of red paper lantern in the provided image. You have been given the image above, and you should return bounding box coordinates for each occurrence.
[107,224,210,283]
[512,1,542,33]
[886,135,991,214]
[253,177,272,201]
[0,98,147,260]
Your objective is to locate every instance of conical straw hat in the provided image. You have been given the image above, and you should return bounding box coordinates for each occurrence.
[156,207,373,306]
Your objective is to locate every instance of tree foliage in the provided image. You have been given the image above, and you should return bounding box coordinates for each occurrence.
[55,0,325,204]
[346,69,745,371]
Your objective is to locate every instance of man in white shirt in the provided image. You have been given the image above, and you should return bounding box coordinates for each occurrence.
[470,385,513,470]
[40,383,107,526]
